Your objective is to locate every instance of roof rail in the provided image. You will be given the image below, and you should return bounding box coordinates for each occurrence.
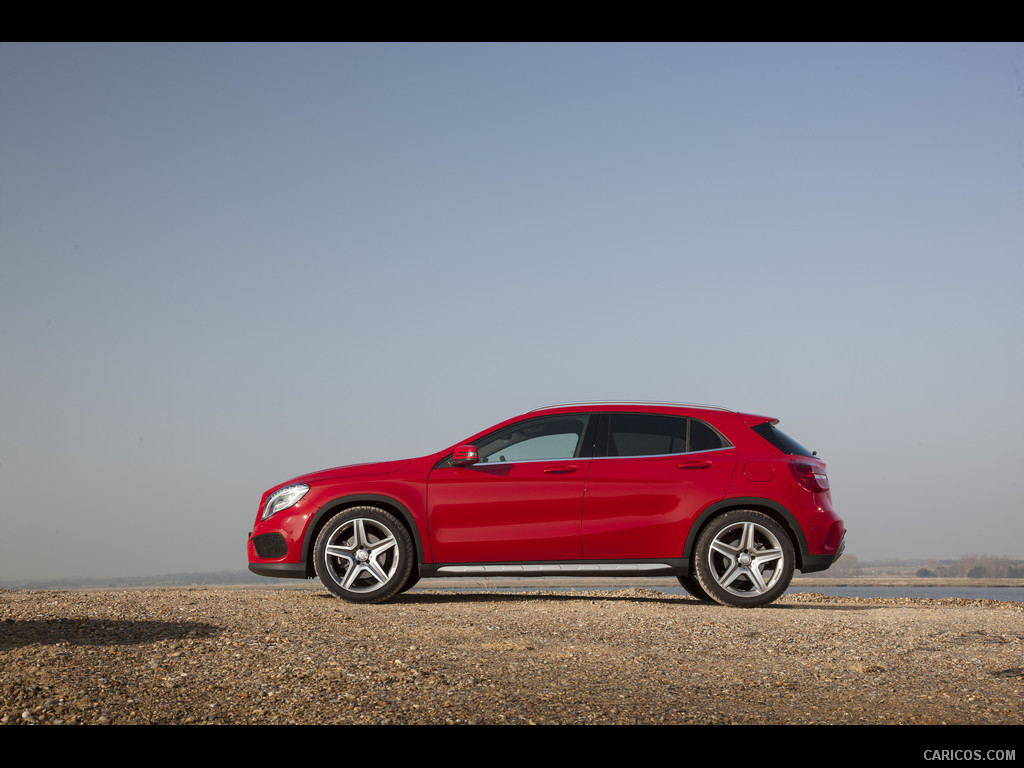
[528,401,734,413]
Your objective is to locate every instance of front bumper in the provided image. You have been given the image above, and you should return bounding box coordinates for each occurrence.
[248,530,308,579]
[248,561,308,579]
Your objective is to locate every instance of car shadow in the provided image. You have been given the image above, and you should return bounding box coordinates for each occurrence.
[0,618,220,650]
[310,588,877,610]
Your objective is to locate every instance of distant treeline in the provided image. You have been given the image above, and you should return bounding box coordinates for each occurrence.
[830,553,1024,579]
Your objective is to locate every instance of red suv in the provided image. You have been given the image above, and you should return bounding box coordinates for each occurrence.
[247,402,845,607]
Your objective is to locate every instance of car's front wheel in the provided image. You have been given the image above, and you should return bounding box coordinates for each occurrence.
[397,568,420,594]
[313,507,413,604]
[693,510,794,607]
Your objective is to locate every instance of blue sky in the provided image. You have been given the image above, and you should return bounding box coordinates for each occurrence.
[2,43,1022,581]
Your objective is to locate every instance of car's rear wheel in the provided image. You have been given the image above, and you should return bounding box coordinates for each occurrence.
[314,507,413,604]
[694,510,794,607]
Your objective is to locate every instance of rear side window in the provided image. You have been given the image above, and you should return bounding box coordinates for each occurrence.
[605,414,729,457]
[752,423,814,457]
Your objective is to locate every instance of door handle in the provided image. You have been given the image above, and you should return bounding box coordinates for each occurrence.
[677,460,712,470]
[543,465,578,474]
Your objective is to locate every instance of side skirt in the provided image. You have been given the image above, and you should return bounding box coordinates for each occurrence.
[420,560,688,578]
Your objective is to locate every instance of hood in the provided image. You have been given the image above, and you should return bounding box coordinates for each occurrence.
[286,458,413,486]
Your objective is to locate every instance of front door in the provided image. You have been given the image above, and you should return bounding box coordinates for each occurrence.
[427,414,593,563]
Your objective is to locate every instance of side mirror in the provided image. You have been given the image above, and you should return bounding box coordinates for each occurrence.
[451,445,480,466]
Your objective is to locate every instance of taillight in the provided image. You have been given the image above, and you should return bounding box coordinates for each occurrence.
[790,461,830,492]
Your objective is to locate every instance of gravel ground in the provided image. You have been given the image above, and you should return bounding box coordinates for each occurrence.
[2,585,1023,725]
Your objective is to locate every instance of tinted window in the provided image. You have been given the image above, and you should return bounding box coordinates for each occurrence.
[475,415,589,463]
[751,423,814,457]
[690,419,728,452]
[607,414,686,456]
[606,414,728,457]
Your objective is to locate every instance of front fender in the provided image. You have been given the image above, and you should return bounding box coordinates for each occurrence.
[300,494,428,577]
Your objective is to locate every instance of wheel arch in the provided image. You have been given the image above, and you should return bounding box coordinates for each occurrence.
[684,497,810,571]
[301,494,425,578]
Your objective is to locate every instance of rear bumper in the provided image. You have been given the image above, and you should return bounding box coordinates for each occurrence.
[800,530,846,573]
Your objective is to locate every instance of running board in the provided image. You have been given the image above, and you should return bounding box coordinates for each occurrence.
[424,561,684,577]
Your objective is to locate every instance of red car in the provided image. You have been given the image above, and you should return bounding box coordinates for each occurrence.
[247,402,845,607]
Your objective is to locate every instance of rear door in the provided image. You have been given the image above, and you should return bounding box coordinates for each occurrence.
[582,413,737,559]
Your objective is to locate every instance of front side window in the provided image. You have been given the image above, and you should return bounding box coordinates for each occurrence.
[475,415,589,463]
[605,414,729,457]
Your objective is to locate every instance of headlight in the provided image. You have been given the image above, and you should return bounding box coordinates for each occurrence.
[261,483,309,521]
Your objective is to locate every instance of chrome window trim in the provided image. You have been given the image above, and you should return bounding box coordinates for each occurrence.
[590,445,736,461]
[468,457,588,467]
[466,445,733,465]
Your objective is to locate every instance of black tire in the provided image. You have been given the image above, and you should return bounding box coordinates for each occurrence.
[676,573,713,601]
[693,510,794,607]
[397,569,421,594]
[313,507,413,604]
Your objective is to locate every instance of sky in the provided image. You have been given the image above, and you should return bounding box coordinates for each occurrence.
[1,42,1022,582]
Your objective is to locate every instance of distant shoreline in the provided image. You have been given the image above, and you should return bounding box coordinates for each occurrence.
[789,576,1024,588]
